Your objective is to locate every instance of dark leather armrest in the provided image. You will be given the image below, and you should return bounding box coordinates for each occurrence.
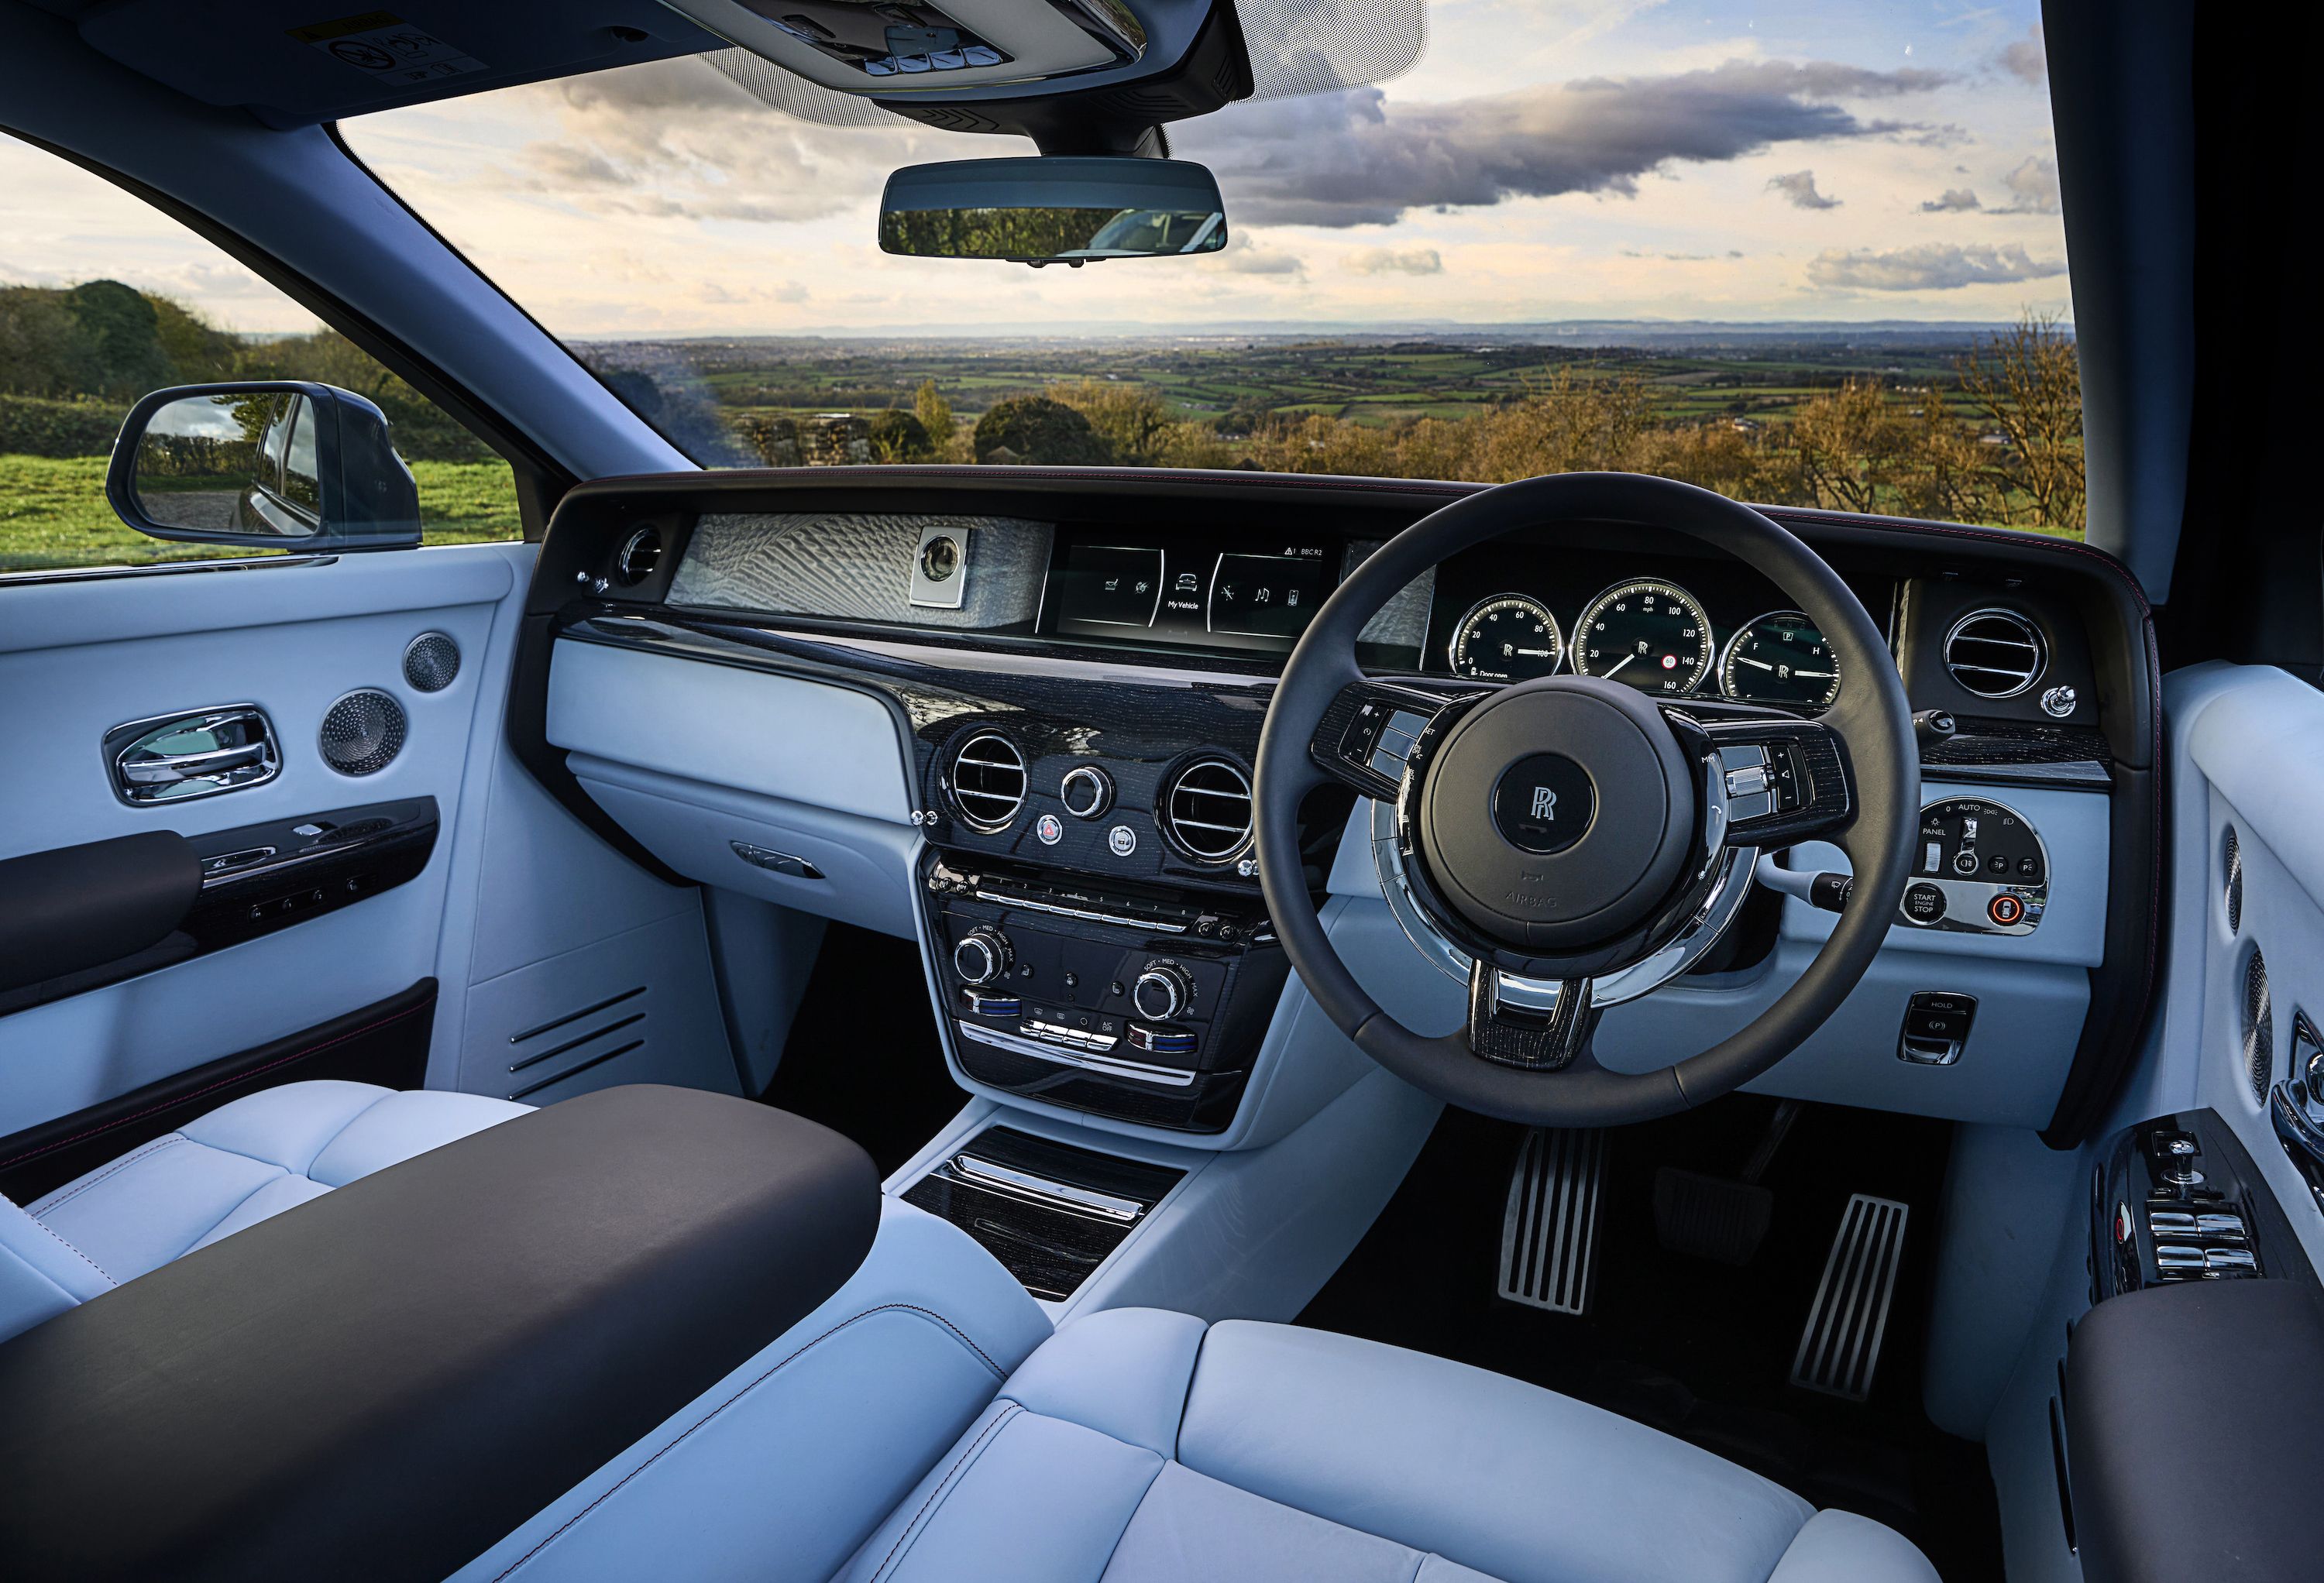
[0,830,198,994]
[0,1084,878,1582]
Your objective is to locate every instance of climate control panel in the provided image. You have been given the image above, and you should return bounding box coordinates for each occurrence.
[1896,795,2048,936]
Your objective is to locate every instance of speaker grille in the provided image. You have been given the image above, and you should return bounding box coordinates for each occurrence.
[2243,946,2274,1106]
[320,689,407,776]
[402,631,461,693]
[2224,826,2243,935]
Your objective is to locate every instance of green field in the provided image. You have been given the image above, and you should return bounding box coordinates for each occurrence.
[0,455,523,572]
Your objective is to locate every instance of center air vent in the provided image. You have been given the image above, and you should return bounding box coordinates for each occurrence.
[1943,609,2047,699]
[2243,946,2274,1106]
[950,733,1026,830]
[1162,757,1253,862]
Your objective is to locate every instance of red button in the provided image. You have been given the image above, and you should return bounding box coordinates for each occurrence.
[1988,893,2025,926]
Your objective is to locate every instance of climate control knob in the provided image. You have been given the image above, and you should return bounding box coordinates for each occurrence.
[1131,963,1192,1022]
[1060,764,1114,820]
[952,929,1012,986]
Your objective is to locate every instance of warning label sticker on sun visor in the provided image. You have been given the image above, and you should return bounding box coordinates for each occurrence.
[290,12,486,84]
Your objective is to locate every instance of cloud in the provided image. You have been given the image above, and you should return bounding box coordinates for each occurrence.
[1996,155,2061,214]
[1805,242,2066,290]
[1214,232,1306,276]
[1344,246,1444,275]
[1767,170,1839,209]
[1920,187,1981,211]
[2000,25,2047,85]
[1178,58,1949,228]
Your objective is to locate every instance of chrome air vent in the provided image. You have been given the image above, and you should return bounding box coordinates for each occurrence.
[2243,946,2274,1106]
[615,524,664,585]
[2224,826,2244,935]
[1943,609,2047,699]
[950,733,1026,830]
[1161,757,1253,862]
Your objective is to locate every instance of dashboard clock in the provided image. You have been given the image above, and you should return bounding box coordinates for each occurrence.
[1449,595,1563,682]
[1721,610,1841,707]
[1573,579,1713,695]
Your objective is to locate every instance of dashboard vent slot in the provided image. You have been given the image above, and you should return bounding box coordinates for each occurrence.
[615,524,664,585]
[951,733,1026,830]
[2243,946,2274,1106]
[1162,757,1253,861]
[2224,826,2244,935]
[1943,609,2047,699]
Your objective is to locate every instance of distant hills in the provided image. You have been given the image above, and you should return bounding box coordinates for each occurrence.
[569,319,2063,351]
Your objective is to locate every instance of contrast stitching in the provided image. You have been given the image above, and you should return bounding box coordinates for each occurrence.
[27,1135,186,1217]
[20,1213,116,1285]
[489,1303,1009,1581]
[0,1001,428,1173]
[868,1405,1020,1583]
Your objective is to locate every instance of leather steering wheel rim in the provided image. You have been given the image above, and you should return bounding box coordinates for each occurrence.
[1253,473,1920,1128]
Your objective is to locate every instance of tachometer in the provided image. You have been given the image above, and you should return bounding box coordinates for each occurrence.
[1449,595,1563,682]
[1721,610,1841,707]
[1572,579,1713,695]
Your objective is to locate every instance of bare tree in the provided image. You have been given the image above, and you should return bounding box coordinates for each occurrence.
[1955,311,2084,531]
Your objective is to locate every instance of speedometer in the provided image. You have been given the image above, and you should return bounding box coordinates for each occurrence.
[1572,579,1713,695]
[1721,610,1840,706]
[1449,595,1563,682]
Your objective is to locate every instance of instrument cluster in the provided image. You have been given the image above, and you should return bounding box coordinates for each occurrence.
[1439,576,1843,708]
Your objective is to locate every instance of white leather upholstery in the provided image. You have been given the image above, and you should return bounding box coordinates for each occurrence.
[0,1080,527,1344]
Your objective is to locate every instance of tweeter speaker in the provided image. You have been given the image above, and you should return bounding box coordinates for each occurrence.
[403,630,461,692]
[320,689,407,776]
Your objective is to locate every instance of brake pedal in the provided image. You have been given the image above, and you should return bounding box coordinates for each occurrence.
[1497,1128,1606,1316]
[1790,1193,1910,1401]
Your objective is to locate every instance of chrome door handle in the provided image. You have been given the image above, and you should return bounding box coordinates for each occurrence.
[105,705,281,805]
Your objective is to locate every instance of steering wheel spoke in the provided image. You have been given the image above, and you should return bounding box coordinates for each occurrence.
[1309,676,1477,802]
[1467,959,1600,1071]
[1676,703,1856,850]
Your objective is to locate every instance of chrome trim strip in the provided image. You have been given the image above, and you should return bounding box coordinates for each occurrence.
[957,1022,1197,1086]
[951,1154,1144,1221]
[971,888,1189,933]
[0,553,338,589]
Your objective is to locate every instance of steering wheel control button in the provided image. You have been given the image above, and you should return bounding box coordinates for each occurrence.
[1060,765,1113,819]
[1987,892,2027,927]
[1105,823,1137,857]
[1492,754,1597,856]
[1902,883,1947,924]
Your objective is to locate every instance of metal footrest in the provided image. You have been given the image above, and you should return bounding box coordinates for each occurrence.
[1497,1127,1606,1316]
[1790,1193,1910,1401]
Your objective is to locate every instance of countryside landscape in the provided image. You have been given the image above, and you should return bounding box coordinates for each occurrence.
[0,280,2083,572]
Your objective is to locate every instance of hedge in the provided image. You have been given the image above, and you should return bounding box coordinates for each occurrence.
[0,394,126,458]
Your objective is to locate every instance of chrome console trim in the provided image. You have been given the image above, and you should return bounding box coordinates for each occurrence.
[951,1154,1144,1221]
[958,1021,1196,1087]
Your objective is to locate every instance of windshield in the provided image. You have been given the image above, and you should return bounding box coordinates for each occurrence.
[342,2,2079,535]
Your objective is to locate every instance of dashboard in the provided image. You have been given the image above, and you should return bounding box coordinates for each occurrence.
[521,468,2160,1152]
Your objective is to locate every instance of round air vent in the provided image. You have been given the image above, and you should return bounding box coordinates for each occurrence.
[615,524,664,585]
[1943,609,2047,699]
[319,689,407,777]
[2243,946,2274,1105]
[1162,757,1254,862]
[402,630,461,693]
[2224,825,2244,935]
[949,733,1026,830]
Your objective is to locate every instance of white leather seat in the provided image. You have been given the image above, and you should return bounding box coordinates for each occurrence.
[0,1080,527,1344]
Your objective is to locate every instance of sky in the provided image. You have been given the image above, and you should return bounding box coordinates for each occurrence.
[1,0,2069,337]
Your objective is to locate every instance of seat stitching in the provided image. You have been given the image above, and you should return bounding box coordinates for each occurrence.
[273,1089,402,1182]
[867,1404,1021,1583]
[20,1214,117,1285]
[27,1135,187,1217]
[0,1001,429,1173]
[486,1303,1011,1581]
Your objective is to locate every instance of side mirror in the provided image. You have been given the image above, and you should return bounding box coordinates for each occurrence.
[105,383,422,552]
[878,156,1228,266]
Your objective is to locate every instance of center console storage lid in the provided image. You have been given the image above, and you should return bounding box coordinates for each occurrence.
[0,1084,878,1582]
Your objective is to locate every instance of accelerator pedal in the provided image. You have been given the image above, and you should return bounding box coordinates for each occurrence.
[1790,1193,1910,1401]
[1497,1127,1606,1316]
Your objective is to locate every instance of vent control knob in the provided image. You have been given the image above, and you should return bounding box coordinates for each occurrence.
[1061,765,1113,820]
[1132,964,1192,1022]
[952,929,1012,986]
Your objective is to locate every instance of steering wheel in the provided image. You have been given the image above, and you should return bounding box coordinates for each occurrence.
[1253,473,1919,1127]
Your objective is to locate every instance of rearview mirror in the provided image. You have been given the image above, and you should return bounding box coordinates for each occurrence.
[878,157,1228,265]
[105,383,422,552]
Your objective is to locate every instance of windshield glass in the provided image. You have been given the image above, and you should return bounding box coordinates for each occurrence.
[342,2,2079,535]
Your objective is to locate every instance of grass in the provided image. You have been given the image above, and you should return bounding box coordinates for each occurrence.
[0,455,524,572]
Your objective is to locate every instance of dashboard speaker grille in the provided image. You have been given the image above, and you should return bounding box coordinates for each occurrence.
[2224,826,2244,935]
[950,732,1026,829]
[2243,946,2274,1106]
[319,688,407,777]
[1162,758,1253,861]
[1943,609,2047,699]
[402,631,461,693]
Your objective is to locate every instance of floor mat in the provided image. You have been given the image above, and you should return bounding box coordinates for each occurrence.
[756,923,967,1177]
[1295,1097,2003,1581]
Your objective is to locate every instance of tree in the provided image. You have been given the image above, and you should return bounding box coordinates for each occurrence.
[912,379,954,448]
[1786,379,1909,515]
[868,407,933,462]
[64,279,173,396]
[973,395,1112,465]
[1956,310,2084,531]
[0,287,101,397]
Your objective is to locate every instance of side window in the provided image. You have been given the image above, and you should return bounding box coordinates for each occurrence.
[0,130,522,575]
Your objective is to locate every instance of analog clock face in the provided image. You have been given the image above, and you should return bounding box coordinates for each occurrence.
[1572,580,1713,695]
